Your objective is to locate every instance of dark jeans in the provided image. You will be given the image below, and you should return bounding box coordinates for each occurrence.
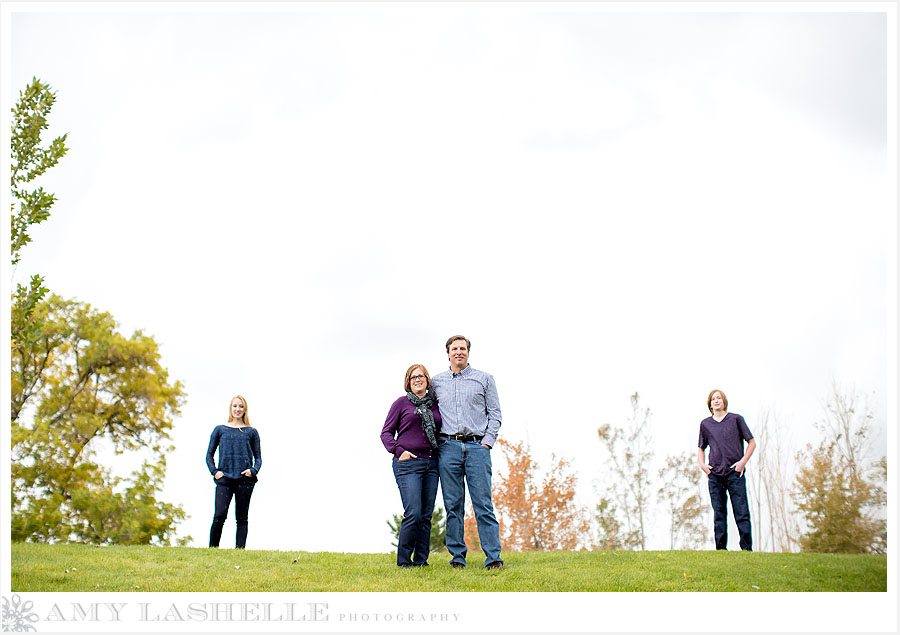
[708,471,752,551]
[209,478,255,549]
[392,456,439,566]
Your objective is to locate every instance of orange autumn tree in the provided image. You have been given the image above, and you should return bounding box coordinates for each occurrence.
[492,439,592,551]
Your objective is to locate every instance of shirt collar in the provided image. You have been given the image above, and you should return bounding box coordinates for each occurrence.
[451,364,472,377]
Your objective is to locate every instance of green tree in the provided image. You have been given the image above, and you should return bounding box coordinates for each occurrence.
[10,78,68,406]
[386,506,447,553]
[593,497,623,551]
[870,456,887,555]
[596,392,655,550]
[11,295,188,544]
[657,454,707,550]
[792,384,886,554]
[793,441,881,554]
[10,78,188,545]
[10,77,68,265]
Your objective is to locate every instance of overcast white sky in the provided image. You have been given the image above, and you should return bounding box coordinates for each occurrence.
[1,2,897,630]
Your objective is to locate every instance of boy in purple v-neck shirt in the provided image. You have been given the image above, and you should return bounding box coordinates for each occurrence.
[698,389,756,551]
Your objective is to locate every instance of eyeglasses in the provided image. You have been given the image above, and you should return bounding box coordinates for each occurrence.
[410,375,426,382]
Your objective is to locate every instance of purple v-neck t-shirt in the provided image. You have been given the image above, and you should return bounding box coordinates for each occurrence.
[698,412,754,477]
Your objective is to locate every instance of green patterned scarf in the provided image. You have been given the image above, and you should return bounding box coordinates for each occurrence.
[407,390,437,448]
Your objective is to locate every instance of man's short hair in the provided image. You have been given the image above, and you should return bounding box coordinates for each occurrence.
[445,335,472,353]
[707,389,728,414]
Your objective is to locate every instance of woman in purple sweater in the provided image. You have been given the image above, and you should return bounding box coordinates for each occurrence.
[380,364,442,567]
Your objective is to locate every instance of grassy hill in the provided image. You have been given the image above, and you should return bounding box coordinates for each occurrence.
[10,542,886,592]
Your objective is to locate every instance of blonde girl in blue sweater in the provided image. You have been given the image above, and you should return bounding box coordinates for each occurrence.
[206,395,262,548]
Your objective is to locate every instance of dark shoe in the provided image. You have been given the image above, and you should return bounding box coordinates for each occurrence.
[485,561,503,570]
[398,563,411,568]
[450,562,465,569]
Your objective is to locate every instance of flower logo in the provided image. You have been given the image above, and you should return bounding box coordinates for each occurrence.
[1,595,39,632]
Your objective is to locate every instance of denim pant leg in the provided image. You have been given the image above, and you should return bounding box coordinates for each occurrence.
[707,474,729,550]
[233,480,255,549]
[465,441,502,566]
[210,482,235,548]
[726,472,752,551]
[413,458,440,565]
[393,458,437,566]
[437,440,468,565]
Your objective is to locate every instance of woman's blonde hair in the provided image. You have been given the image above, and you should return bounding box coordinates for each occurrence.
[228,394,253,427]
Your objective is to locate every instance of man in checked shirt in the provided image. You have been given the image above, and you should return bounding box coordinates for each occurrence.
[431,335,504,570]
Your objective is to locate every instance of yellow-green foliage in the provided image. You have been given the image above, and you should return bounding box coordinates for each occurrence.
[11,295,187,545]
[10,78,187,547]
[794,441,883,554]
[793,385,886,554]
[10,78,69,265]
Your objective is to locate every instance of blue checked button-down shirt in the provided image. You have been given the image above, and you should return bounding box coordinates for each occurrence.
[431,365,502,447]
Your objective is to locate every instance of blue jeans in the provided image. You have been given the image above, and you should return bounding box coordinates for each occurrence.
[209,478,255,549]
[392,456,439,566]
[437,438,502,566]
[708,471,752,551]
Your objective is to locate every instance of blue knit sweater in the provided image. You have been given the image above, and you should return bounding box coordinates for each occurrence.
[206,425,262,483]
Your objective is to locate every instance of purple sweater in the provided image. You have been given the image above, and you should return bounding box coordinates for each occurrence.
[380,395,442,460]
[698,412,754,477]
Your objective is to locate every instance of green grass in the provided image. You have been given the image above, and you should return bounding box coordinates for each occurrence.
[11,542,886,592]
